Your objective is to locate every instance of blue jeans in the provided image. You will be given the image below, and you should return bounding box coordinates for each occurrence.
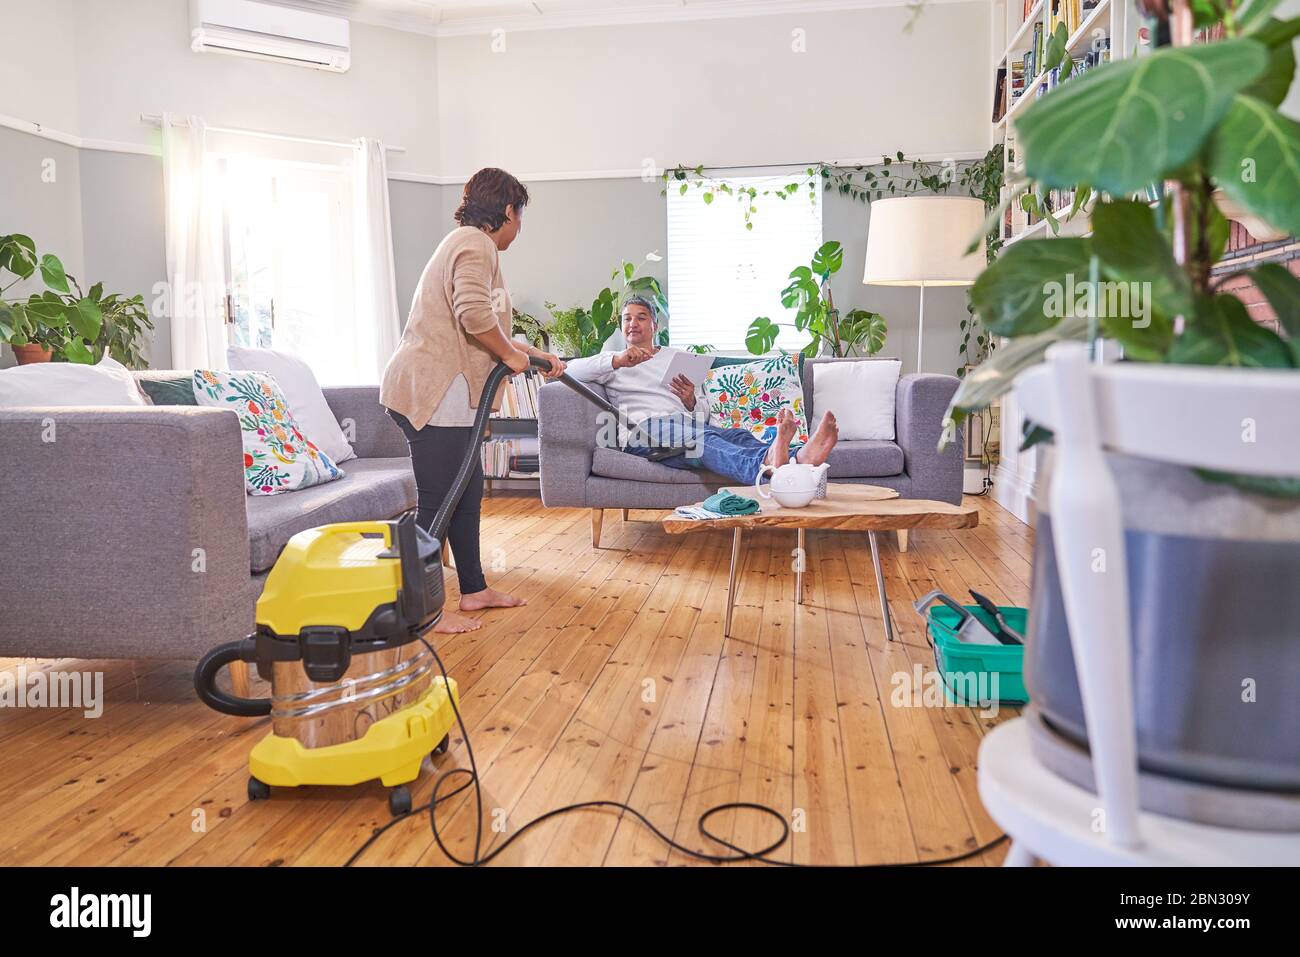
[622,414,799,485]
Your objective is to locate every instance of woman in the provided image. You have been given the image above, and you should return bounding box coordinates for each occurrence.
[381,167,565,634]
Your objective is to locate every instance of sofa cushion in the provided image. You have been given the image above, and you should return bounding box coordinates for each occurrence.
[702,354,808,445]
[245,457,416,573]
[824,440,905,478]
[591,446,729,486]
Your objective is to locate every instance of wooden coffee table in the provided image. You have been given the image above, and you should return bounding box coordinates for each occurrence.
[661,483,978,641]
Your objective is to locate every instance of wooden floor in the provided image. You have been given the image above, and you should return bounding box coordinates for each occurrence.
[0,493,1032,867]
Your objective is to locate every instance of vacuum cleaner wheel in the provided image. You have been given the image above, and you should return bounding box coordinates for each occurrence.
[248,776,271,801]
[388,785,413,817]
[433,734,450,757]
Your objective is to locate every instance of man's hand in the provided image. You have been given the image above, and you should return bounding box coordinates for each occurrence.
[670,374,696,412]
[612,345,655,370]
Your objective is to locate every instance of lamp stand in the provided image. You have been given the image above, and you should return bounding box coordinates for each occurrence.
[916,283,926,373]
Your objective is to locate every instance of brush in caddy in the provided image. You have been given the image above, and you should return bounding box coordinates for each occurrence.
[194,356,620,817]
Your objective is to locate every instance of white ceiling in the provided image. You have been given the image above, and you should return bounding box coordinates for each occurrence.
[270,0,923,36]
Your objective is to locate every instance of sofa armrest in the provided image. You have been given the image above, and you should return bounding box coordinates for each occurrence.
[537,379,603,507]
[323,386,409,460]
[0,406,255,659]
[895,374,964,504]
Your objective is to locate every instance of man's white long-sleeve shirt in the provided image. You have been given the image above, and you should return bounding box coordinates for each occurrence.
[565,348,709,427]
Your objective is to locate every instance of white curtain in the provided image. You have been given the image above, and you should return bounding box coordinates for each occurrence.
[160,113,227,370]
[351,137,402,381]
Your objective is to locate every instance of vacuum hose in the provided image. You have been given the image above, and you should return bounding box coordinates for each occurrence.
[194,638,270,717]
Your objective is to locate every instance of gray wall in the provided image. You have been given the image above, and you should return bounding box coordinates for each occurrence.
[0,127,86,369]
[78,148,168,367]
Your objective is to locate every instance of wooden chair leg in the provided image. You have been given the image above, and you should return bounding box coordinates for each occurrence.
[230,659,251,699]
[591,508,604,547]
[896,529,910,552]
[442,540,453,568]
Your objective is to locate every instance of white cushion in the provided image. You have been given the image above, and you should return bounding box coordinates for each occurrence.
[227,345,356,463]
[0,354,149,407]
[812,359,900,441]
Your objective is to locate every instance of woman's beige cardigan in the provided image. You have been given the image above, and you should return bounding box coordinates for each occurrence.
[380,226,512,426]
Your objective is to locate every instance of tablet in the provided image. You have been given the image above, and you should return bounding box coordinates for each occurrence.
[658,350,715,390]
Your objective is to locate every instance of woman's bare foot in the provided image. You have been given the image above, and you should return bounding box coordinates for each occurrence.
[434,610,483,634]
[459,587,528,612]
[796,411,839,466]
[764,408,798,467]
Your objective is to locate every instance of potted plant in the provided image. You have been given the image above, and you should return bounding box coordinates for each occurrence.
[945,3,1300,826]
[1,234,154,367]
[745,241,888,357]
[545,253,668,358]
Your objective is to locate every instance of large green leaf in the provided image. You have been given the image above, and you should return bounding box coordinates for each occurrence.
[1240,0,1289,34]
[39,254,69,294]
[1242,18,1300,106]
[1210,94,1300,238]
[841,309,888,356]
[1017,39,1269,195]
[69,297,103,340]
[1,234,37,280]
[1168,293,1295,368]
[746,316,780,354]
[969,237,1093,337]
[1249,262,1300,363]
[810,241,843,279]
[1090,200,1194,320]
[62,336,94,364]
[944,315,1091,437]
[0,302,15,340]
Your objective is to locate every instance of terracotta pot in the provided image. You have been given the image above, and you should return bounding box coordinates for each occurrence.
[11,343,53,364]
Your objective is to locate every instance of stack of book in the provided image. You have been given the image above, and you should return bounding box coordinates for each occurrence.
[482,436,540,479]
[493,370,542,419]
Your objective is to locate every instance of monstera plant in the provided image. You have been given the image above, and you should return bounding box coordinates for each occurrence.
[947,2,1300,496]
[746,241,889,358]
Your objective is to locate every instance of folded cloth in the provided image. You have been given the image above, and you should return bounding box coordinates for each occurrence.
[672,505,721,521]
[701,491,760,516]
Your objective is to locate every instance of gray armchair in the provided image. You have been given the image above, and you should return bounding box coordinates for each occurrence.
[538,356,963,547]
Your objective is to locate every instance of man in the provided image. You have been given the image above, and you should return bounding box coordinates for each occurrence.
[564,295,839,485]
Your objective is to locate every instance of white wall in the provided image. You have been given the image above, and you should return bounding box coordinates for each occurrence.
[435,3,991,178]
[65,0,441,175]
[0,0,81,131]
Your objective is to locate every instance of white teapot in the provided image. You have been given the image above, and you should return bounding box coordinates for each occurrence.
[755,458,829,508]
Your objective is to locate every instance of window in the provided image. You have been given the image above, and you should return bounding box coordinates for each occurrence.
[666,174,822,353]
[217,155,357,383]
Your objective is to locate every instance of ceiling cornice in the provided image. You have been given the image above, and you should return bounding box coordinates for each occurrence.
[267,0,976,39]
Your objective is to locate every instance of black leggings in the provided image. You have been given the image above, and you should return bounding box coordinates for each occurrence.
[387,409,488,596]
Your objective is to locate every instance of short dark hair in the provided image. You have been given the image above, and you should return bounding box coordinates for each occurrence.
[454,167,529,231]
[621,294,659,323]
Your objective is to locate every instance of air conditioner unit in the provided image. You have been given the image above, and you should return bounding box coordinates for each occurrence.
[190,0,350,73]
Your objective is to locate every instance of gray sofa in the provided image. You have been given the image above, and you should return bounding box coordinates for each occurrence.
[0,372,415,661]
[538,356,963,546]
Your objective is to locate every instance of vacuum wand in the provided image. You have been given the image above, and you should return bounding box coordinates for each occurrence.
[425,355,632,544]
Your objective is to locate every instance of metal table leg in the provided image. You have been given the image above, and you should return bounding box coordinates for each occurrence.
[795,528,805,604]
[724,528,743,637]
[868,531,896,642]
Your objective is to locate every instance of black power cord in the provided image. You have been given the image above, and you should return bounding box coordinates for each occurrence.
[344,633,1008,868]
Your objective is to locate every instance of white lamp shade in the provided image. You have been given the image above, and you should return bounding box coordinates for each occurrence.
[863,196,986,286]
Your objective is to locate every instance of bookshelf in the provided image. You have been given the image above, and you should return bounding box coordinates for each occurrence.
[484,369,543,494]
[990,0,1141,245]
[986,0,1141,523]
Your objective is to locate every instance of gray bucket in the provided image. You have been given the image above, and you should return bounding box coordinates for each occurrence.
[1026,450,1300,827]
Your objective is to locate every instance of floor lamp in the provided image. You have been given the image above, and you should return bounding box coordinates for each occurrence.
[862,196,986,372]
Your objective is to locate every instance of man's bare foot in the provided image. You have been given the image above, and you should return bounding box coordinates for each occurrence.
[796,411,839,466]
[434,610,482,634]
[764,408,798,467]
[459,587,528,612]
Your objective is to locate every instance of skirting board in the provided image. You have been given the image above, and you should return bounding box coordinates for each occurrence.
[994,461,1037,526]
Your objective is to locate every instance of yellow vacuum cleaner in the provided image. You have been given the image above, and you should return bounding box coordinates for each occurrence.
[194,356,619,817]
[194,512,458,815]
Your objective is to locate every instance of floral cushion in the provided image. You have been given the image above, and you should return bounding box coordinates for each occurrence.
[193,369,344,495]
[702,354,808,445]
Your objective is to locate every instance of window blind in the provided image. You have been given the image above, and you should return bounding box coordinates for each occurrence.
[666,174,823,353]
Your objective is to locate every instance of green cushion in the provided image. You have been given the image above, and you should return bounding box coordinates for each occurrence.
[138,375,198,406]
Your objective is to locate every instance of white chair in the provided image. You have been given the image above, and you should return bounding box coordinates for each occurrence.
[978,342,1300,866]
